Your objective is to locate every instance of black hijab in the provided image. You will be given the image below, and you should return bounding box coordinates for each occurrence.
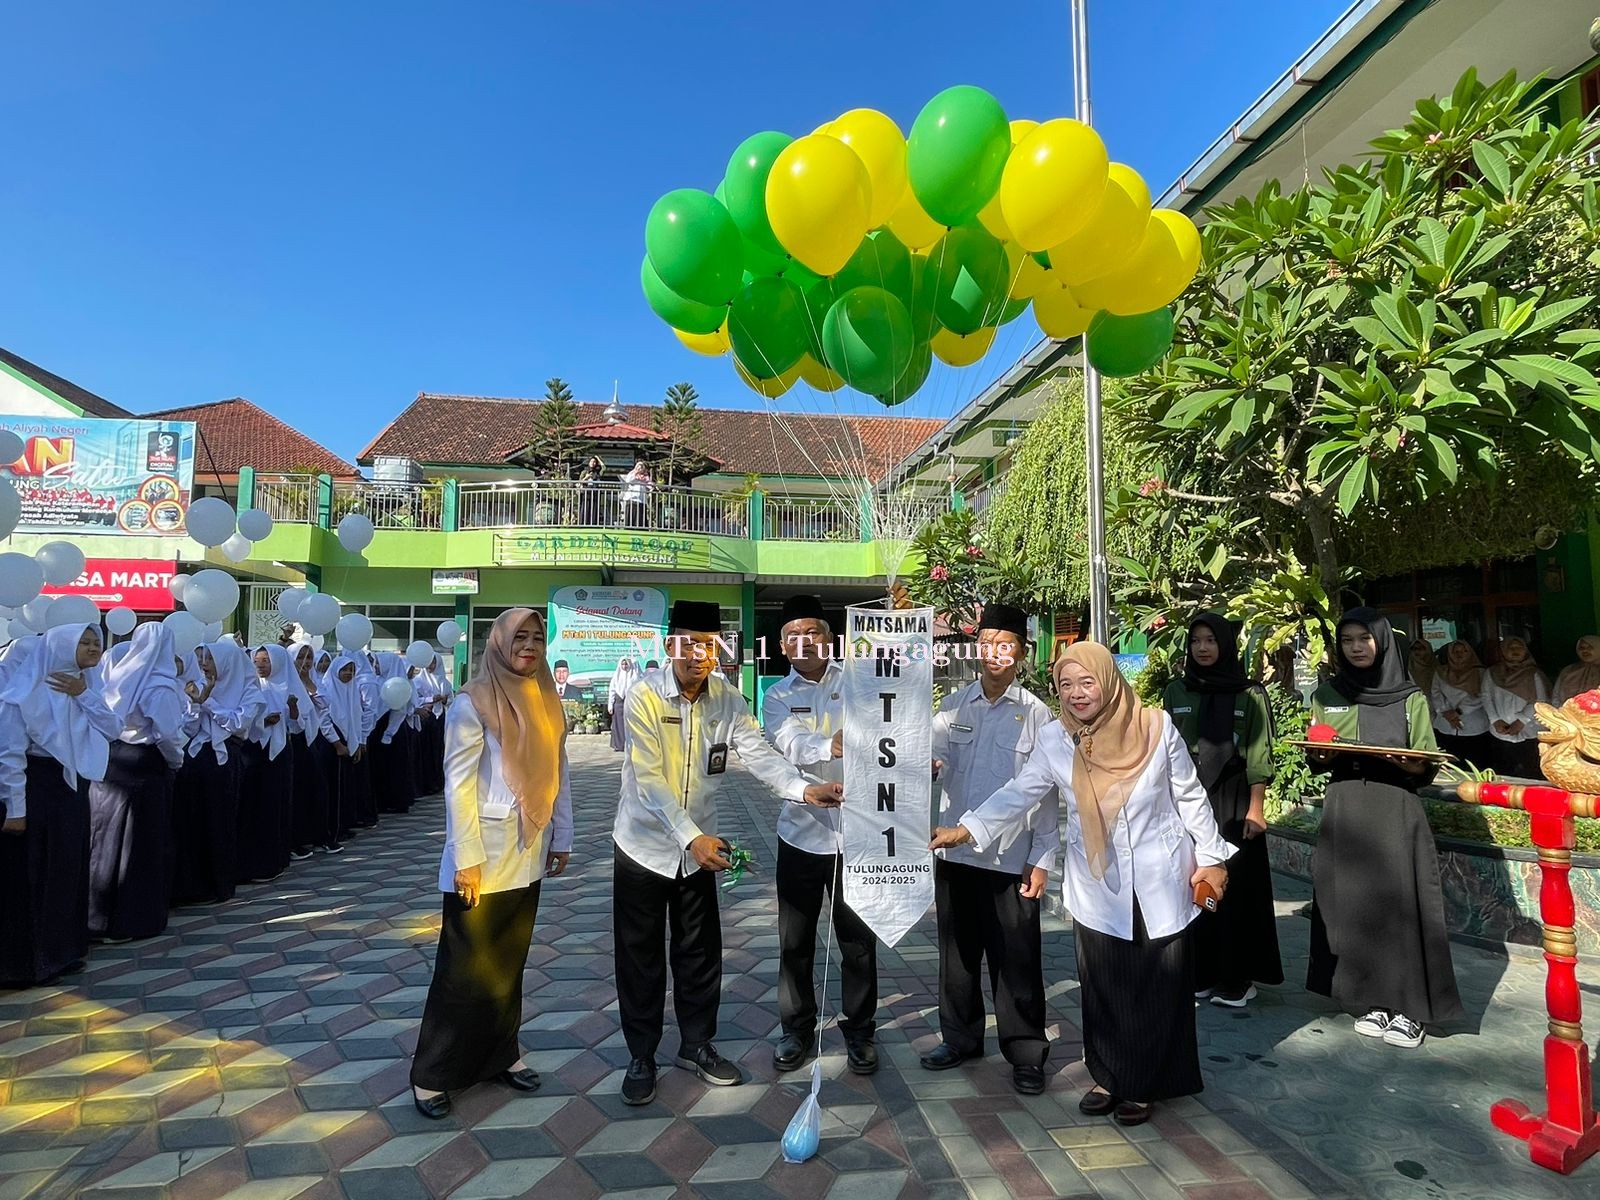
[1184,613,1260,789]
[1331,607,1418,745]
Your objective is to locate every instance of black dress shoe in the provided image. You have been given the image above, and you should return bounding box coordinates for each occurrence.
[499,1066,541,1092]
[621,1056,657,1106]
[773,1033,812,1072]
[413,1089,452,1119]
[919,1043,978,1071]
[1012,1064,1046,1095]
[1079,1088,1118,1116]
[846,1039,879,1076]
[1114,1100,1153,1126]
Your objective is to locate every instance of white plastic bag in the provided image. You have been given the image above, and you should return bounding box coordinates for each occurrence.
[780,1061,823,1163]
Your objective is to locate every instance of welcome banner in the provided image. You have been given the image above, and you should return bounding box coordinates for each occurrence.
[841,605,935,947]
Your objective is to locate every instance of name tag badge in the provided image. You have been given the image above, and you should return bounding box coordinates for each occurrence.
[663,716,682,725]
[706,742,729,775]
[1324,706,1351,715]
[951,723,974,733]
[791,706,812,715]
[1173,706,1193,715]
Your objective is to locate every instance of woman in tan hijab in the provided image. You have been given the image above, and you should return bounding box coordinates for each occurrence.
[1553,635,1600,705]
[1483,637,1550,779]
[1428,640,1493,768]
[931,641,1232,1126]
[410,609,572,1119]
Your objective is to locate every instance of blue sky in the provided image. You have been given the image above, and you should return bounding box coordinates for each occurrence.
[2,1,1352,462]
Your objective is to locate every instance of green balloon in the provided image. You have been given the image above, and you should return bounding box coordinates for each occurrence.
[907,254,942,342]
[724,131,793,259]
[799,275,837,360]
[1032,250,1051,269]
[929,223,1010,335]
[832,230,914,313]
[907,85,1010,227]
[729,276,809,379]
[1086,308,1177,378]
[822,286,916,397]
[645,188,744,306]
[642,257,726,335]
[742,236,789,279]
[994,296,1030,327]
[877,340,932,407]
[782,262,822,291]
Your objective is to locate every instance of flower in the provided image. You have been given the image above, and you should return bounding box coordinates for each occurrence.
[1149,615,1168,631]
[1307,723,1339,743]
[1139,477,1166,497]
[1575,690,1600,715]
[929,565,950,582]
[965,545,982,558]
[1425,132,1442,145]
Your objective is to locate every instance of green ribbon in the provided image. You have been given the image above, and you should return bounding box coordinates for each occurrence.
[721,843,756,890]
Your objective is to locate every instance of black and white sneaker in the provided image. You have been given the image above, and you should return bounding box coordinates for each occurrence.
[621,1056,657,1106]
[289,847,314,861]
[1383,1014,1425,1048]
[323,843,344,854]
[1210,985,1257,1008]
[676,1042,744,1086]
[1353,1009,1392,1038]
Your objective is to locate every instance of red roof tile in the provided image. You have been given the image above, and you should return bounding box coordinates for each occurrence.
[144,397,360,479]
[570,420,671,441]
[360,393,943,483]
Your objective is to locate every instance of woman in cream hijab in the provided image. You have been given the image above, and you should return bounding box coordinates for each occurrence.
[932,641,1232,1126]
[410,609,573,1119]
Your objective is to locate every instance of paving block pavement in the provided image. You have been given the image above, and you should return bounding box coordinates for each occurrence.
[1,738,1597,1198]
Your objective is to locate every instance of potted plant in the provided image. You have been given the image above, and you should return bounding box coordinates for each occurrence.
[580,701,604,735]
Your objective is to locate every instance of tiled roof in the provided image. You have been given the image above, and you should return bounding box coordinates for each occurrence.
[360,393,943,483]
[571,420,671,441]
[0,346,131,418]
[143,397,360,479]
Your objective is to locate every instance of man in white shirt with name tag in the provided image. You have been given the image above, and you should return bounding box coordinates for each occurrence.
[613,599,844,1107]
[761,594,880,1076]
[923,603,1059,1095]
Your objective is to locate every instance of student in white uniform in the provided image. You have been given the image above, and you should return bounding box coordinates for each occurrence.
[923,604,1058,1095]
[613,600,843,1106]
[1429,640,1493,768]
[761,594,879,1076]
[1482,636,1550,779]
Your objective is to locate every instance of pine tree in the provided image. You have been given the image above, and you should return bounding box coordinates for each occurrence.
[523,377,592,478]
[652,382,707,487]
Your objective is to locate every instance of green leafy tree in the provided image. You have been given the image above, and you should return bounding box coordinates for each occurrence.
[651,382,708,486]
[523,377,592,478]
[1119,69,1600,658]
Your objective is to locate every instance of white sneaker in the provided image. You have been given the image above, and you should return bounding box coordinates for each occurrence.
[1383,1014,1425,1048]
[1194,989,1214,1001]
[1353,1009,1392,1038]
[1210,985,1258,1008]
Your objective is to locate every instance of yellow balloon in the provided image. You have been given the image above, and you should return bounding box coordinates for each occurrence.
[823,109,907,229]
[977,120,1040,242]
[1049,163,1152,286]
[1032,284,1094,339]
[674,322,730,357]
[1072,209,1202,316]
[930,325,997,367]
[735,358,804,397]
[999,118,1110,252]
[766,134,873,276]
[888,186,944,252]
[796,353,846,392]
[1009,251,1053,301]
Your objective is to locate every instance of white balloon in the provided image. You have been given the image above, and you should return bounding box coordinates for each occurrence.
[22,596,54,629]
[47,595,100,629]
[310,634,325,651]
[0,553,43,608]
[0,429,22,462]
[34,541,86,587]
[204,621,224,642]
[221,532,253,563]
[336,512,375,553]
[106,606,137,636]
[163,611,205,657]
[276,587,307,619]
[0,606,11,619]
[436,619,463,646]
[183,568,241,625]
[8,614,34,636]
[185,497,237,548]
[297,593,340,636]
[381,676,412,711]
[0,479,21,539]
[168,573,191,603]
[336,612,373,651]
[237,508,274,541]
[405,640,435,669]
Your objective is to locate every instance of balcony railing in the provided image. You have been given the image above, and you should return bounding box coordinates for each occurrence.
[765,497,860,542]
[253,475,318,526]
[331,480,445,530]
[457,481,747,537]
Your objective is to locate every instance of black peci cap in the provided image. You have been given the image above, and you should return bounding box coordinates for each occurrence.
[779,594,826,627]
[977,603,1030,643]
[669,600,722,634]
[554,659,569,669]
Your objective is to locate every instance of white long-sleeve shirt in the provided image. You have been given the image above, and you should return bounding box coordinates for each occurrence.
[1482,674,1550,744]
[436,695,573,895]
[932,680,1059,876]
[1430,672,1490,738]
[760,663,843,855]
[0,693,122,821]
[960,713,1231,940]
[615,666,810,879]
[120,685,189,771]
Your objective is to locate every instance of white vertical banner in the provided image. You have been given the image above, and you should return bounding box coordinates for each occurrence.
[841,605,935,947]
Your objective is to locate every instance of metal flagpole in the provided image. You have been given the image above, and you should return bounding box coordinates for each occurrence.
[1071,0,1111,644]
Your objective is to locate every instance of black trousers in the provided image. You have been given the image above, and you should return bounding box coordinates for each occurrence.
[776,841,878,1042]
[934,858,1047,1066]
[613,846,722,1060]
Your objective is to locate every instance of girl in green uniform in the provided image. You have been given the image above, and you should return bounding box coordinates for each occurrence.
[1306,608,1462,1049]
[1163,614,1281,1007]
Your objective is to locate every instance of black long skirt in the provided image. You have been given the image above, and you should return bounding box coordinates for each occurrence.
[171,742,241,905]
[411,883,542,1091]
[425,714,447,793]
[236,739,293,882]
[1307,778,1463,1025]
[326,746,371,837]
[1438,731,1497,772]
[373,725,417,815]
[1075,902,1203,1102]
[290,736,331,851]
[1193,764,1283,992]
[87,743,175,940]
[0,757,91,986]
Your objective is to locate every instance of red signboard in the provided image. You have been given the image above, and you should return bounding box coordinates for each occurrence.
[40,558,180,612]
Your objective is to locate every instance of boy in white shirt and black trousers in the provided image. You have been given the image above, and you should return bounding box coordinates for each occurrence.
[613,600,844,1106]
[924,603,1060,1095]
[761,594,880,1076]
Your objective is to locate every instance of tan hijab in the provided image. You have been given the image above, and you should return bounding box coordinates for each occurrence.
[1056,641,1162,880]
[1489,637,1548,704]
[462,608,566,842]
[1554,636,1600,705]
[1436,641,1484,695]
[1407,639,1438,693]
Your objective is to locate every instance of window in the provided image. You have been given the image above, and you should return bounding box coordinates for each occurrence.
[335,603,456,654]
[1365,558,1540,664]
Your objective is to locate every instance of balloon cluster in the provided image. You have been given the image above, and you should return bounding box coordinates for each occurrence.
[642,85,1199,402]
[185,496,277,563]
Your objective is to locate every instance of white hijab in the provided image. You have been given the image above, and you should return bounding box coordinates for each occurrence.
[288,643,322,744]
[250,645,292,760]
[319,653,367,747]
[0,622,112,788]
[190,638,266,764]
[609,656,638,712]
[102,622,181,732]
[375,651,414,741]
